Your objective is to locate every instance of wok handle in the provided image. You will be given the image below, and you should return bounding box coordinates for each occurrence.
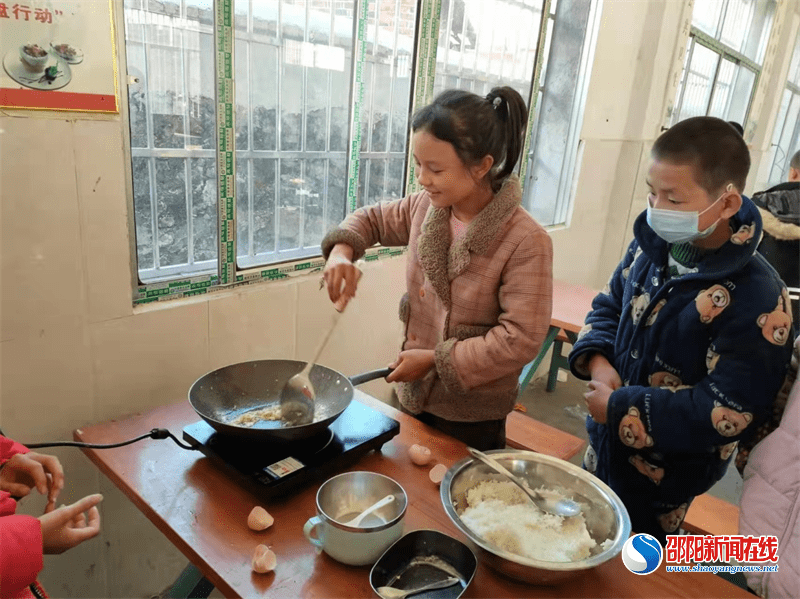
[349,367,394,387]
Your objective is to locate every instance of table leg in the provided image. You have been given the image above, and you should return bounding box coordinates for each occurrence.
[166,563,214,599]
[546,340,565,392]
[546,331,578,392]
[518,326,560,394]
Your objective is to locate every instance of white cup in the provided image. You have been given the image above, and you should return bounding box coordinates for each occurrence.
[303,471,407,566]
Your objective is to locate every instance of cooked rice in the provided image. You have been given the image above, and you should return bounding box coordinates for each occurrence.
[459,480,598,562]
[230,404,282,426]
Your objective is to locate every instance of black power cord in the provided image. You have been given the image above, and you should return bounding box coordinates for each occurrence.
[22,428,197,451]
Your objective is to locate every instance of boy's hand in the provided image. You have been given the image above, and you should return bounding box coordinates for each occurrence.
[323,244,359,309]
[39,494,103,554]
[386,350,436,383]
[584,380,613,424]
[0,451,64,510]
[588,354,622,390]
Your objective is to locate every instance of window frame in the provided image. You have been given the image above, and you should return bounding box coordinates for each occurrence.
[766,31,800,187]
[521,0,601,227]
[123,0,595,304]
[672,26,762,126]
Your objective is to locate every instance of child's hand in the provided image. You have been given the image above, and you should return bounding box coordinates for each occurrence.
[386,350,436,383]
[588,354,622,390]
[39,494,103,555]
[0,451,64,510]
[323,244,359,309]
[584,380,613,424]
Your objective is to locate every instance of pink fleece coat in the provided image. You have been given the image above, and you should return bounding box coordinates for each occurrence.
[739,340,800,597]
[321,176,553,421]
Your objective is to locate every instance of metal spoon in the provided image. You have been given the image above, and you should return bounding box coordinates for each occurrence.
[467,447,581,518]
[339,494,395,527]
[377,576,461,599]
[279,310,342,423]
[280,265,362,422]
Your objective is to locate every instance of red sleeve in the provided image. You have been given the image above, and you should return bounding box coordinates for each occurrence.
[0,436,42,596]
[0,504,43,596]
[0,435,29,465]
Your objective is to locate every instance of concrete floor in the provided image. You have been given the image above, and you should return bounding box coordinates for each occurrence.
[516,369,743,505]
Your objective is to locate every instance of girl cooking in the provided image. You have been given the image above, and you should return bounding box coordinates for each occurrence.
[321,87,553,450]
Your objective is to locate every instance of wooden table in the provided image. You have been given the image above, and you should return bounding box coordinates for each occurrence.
[74,392,753,599]
[519,279,598,392]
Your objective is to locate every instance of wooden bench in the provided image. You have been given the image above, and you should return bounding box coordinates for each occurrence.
[505,410,586,461]
[682,493,740,536]
[519,279,598,393]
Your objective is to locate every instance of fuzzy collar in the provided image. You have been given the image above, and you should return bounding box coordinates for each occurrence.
[417,175,522,308]
[759,208,800,241]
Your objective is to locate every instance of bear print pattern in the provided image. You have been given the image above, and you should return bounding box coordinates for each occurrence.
[630,292,651,325]
[619,406,654,448]
[719,441,738,460]
[645,299,667,327]
[695,285,731,324]
[730,221,757,245]
[757,291,792,346]
[629,454,665,485]
[658,503,688,532]
[648,371,692,393]
[710,401,753,437]
[706,346,720,373]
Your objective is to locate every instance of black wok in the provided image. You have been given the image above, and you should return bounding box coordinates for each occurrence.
[188,360,392,442]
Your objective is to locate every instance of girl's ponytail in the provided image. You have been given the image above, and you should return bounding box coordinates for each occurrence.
[485,86,528,188]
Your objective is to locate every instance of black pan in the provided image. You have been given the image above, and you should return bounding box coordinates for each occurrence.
[188,360,392,442]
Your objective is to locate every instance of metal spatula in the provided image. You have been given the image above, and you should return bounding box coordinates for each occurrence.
[279,310,342,424]
[280,265,361,424]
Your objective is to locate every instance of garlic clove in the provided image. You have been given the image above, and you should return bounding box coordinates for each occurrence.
[248,506,274,531]
[252,544,277,573]
[408,443,432,466]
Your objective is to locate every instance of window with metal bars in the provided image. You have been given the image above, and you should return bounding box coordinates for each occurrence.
[670,0,775,127]
[123,0,599,289]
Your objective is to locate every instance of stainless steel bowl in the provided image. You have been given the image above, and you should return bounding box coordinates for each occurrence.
[440,450,631,585]
[305,471,408,566]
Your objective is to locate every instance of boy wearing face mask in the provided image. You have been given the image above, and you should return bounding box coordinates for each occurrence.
[569,117,795,543]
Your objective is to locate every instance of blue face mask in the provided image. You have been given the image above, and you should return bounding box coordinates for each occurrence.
[646,186,731,244]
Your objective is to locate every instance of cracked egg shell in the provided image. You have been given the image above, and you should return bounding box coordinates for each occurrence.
[252,544,277,573]
[429,463,447,485]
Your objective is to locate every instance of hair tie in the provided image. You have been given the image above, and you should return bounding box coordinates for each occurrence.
[491,96,502,109]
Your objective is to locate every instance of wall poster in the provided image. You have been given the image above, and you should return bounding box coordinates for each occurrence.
[0,0,118,112]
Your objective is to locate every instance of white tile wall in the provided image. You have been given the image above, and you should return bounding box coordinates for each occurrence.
[207,281,295,371]
[0,118,87,343]
[73,120,136,325]
[89,302,210,422]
